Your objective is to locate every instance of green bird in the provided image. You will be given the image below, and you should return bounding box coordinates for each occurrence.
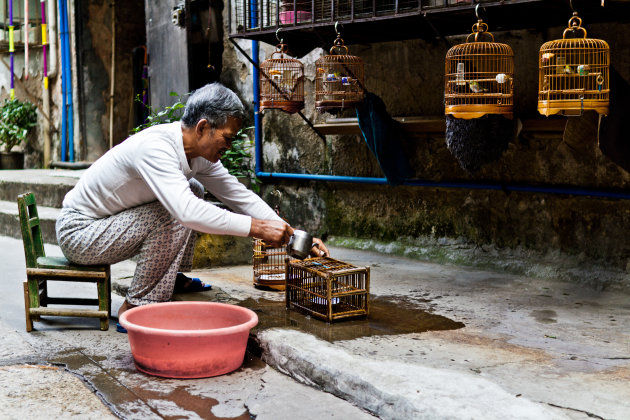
[468,81,488,93]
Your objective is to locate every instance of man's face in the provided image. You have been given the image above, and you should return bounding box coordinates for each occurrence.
[199,117,241,163]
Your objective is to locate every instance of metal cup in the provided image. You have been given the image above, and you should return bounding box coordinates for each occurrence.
[287,229,319,260]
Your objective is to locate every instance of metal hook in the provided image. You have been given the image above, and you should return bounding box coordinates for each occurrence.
[475,3,480,19]
[275,28,283,44]
[335,21,342,36]
[569,0,574,12]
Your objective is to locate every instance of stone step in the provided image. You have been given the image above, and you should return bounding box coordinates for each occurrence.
[0,199,60,244]
[0,169,81,207]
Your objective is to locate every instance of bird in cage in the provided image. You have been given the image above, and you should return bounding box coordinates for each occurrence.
[468,81,488,93]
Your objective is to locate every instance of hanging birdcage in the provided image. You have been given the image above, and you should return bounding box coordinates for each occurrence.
[444,19,514,119]
[538,12,609,116]
[315,33,365,113]
[260,43,304,114]
[252,239,288,290]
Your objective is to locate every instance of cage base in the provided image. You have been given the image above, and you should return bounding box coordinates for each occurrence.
[261,100,304,114]
[445,105,514,120]
[538,100,609,116]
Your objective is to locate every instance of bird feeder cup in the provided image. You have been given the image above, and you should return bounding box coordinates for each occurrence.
[260,43,305,114]
[538,12,609,117]
[445,20,514,120]
[315,35,365,113]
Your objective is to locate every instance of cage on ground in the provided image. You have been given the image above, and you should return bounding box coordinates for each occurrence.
[285,257,370,322]
[253,239,288,290]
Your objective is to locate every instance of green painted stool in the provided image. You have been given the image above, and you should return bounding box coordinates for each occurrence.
[18,192,111,331]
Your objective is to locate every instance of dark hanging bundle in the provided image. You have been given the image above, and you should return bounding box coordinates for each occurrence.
[445,115,514,174]
[444,12,515,174]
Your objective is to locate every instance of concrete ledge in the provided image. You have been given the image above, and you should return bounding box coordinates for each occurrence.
[257,329,568,420]
[0,169,80,207]
[0,200,59,244]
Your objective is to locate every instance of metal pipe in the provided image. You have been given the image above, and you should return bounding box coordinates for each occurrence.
[47,0,57,77]
[254,168,630,200]
[58,0,67,161]
[24,0,28,80]
[109,0,115,150]
[9,0,14,99]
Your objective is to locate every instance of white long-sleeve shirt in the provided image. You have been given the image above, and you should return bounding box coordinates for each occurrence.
[62,122,282,236]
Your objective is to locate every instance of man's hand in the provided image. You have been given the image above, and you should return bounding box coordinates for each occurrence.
[249,218,293,247]
[310,237,330,258]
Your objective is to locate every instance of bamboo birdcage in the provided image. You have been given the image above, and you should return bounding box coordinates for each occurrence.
[285,257,369,322]
[253,239,288,290]
[260,43,304,114]
[445,19,514,119]
[538,12,609,116]
[315,34,365,113]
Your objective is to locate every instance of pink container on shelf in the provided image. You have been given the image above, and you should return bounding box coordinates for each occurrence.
[279,11,311,24]
[119,301,258,378]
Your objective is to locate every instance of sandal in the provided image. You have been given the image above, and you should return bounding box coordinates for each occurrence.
[174,272,212,293]
[116,323,128,334]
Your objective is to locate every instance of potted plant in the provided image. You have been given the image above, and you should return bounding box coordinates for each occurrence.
[0,98,38,169]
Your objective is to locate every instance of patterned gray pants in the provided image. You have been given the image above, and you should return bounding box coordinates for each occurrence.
[56,179,203,306]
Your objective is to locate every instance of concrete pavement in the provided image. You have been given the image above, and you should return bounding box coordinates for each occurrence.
[1,235,629,419]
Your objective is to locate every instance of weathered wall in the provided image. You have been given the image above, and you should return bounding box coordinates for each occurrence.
[77,0,146,160]
[222,16,630,288]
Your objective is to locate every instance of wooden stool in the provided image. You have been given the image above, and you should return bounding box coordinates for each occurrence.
[18,193,111,331]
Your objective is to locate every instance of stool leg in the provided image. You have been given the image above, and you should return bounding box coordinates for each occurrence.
[98,277,110,331]
[23,281,33,332]
[27,277,41,322]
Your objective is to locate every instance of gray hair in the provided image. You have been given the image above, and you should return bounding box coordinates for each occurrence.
[181,83,246,129]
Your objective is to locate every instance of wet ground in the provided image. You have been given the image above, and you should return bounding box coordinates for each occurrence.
[240,296,465,343]
[2,236,630,419]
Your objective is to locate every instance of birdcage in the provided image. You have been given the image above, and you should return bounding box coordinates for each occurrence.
[538,12,609,116]
[253,239,288,290]
[285,257,369,322]
[445,19,514,119]
[260,42,304,114]
[314,33,365,113]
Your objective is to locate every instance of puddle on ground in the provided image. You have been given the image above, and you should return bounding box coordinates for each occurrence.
[240,295,465,343]
[53,351,257,419]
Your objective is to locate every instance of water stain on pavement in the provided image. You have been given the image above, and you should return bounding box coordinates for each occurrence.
[240,295,465,343]
[530,309,558,324]
[52,351,259,419]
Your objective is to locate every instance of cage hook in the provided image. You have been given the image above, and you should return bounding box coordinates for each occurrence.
[475,3,481,20]
[275,28,283,44]
[335,21,343,36]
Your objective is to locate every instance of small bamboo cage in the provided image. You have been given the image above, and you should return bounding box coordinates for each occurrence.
[315,34,365,113]
[253,239,288,290]
[260,43,304,114]
[285,257,369,322]
[445,19,514,119]
[538,12,609,116]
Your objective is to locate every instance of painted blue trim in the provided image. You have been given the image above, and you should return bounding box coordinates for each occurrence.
[253,41,261,174]
[58,0,67,161]
[254,170,630,199]
[58,0,74,162]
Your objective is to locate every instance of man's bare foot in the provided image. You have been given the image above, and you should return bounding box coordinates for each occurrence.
[117,299,136,319]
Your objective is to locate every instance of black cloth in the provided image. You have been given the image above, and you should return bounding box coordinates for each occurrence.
[356,92,412,185]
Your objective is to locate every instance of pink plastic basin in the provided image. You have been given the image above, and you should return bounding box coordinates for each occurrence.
[119,301,258,378]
